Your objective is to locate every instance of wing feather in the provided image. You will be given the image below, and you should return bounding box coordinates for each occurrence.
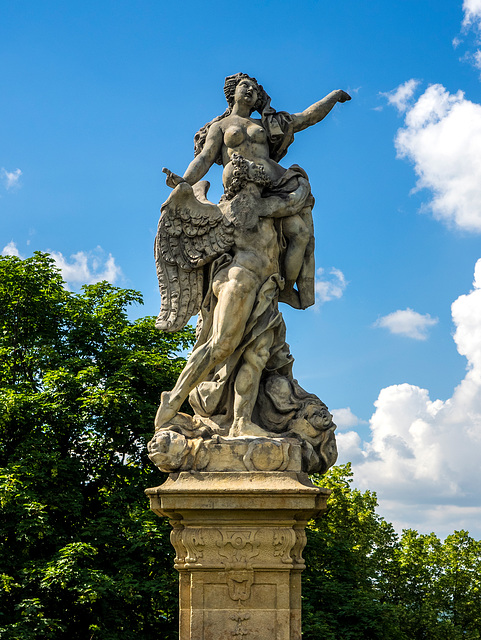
[154,182,234,332]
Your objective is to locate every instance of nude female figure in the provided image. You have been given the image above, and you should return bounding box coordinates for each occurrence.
[154,74,350,436]
[166,74,350,308]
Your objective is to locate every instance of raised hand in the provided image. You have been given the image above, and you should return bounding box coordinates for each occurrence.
[162,167,185,189]
[336,90,351,103]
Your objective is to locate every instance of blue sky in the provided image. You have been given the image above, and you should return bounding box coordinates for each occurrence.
[2,0,481,538]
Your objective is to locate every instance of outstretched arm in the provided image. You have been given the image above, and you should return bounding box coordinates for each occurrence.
[163,122,224,188]
[291,90,351,133]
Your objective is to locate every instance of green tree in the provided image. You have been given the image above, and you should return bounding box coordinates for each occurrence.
[0,252,195,639]
[2,253,481,639]
[392,529,445,639]
[392,529,481,640]
[302,464,404,639]
[303,466,481,640]
[438,530,481,638]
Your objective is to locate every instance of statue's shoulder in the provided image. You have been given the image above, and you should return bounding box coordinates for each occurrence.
[209,118,227,134]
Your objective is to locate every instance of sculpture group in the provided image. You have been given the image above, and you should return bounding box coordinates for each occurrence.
[148,73,351,477]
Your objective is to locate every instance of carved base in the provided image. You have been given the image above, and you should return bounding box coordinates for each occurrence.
[146,472,329,640]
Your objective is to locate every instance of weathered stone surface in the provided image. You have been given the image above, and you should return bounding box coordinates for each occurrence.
[150,73,351,473]
[146,472,329,640]
[147,73,351,639]
[148,435,303,473]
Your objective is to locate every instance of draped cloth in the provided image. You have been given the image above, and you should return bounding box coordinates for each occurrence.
[185,252,338,474]
[261,103,295,162]
[189,257,294,424]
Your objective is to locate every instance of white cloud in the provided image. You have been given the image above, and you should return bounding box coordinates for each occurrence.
[1,241,22,257]
[374,308,438,340]
[336,431,365,465]
[1,243,122,287]
[381,79,421,113]
[395,84,481,232]
[1,168,22,190]
[457,1,481,74]
[332,407,367,429]
[315,267,347,304]
[345,259,481,538]
[462,0,481,29]
[474,49,481,69]
[51,248,122,287]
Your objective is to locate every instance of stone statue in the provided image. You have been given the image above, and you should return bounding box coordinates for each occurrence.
[148,73,351,476]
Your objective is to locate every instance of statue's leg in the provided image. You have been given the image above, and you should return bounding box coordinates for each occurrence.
[282,214,310,283]
[297,207,315,309]
[278,214,310,309]
[229,329,275,437]
[154,269,258,430]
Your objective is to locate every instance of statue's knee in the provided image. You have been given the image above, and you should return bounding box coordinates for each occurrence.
[230,280,253,300]
[258,345,271,364]
[211,339,234,363]
[221,270,256,301]
[244,343,271,369]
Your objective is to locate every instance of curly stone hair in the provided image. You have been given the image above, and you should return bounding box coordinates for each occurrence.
[223,73,267,113]
[223,153,272,200]
[193,73,270,164]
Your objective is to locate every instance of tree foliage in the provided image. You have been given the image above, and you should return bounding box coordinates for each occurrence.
[303,465,481,640]
[1,253,480,639]
[0,252,195,639]
[303,464,403,639]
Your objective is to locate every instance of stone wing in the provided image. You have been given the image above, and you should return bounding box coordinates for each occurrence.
[155,181,234,332]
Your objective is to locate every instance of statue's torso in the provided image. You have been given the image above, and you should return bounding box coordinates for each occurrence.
[220,115,286,182]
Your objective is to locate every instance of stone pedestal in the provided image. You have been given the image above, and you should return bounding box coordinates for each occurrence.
[146,471,329,640]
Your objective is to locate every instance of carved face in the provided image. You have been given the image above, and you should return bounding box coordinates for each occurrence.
[147,430,189,471]
[234,78,259,109]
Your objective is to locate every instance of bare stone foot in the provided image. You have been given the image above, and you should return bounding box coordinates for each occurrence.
[154,391,178,431]
[278,286,302,309]
[229,418,270,438]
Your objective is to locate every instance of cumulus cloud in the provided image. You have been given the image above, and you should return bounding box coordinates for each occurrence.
[462,0,481,29]
[344,259,481,538]
[395,83,481,232]
[1,241,22,257]
[381,79,421,113]
[374,308,438,340]
[1,168,22,190]
[332,407,367,429]
[51,248,122,287]
[1,242,122,287]
[336,431,365,465]
[315,267,347,304]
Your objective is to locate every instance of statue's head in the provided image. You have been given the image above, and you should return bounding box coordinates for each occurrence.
[223,153,272,199]
[223,73,268,114]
